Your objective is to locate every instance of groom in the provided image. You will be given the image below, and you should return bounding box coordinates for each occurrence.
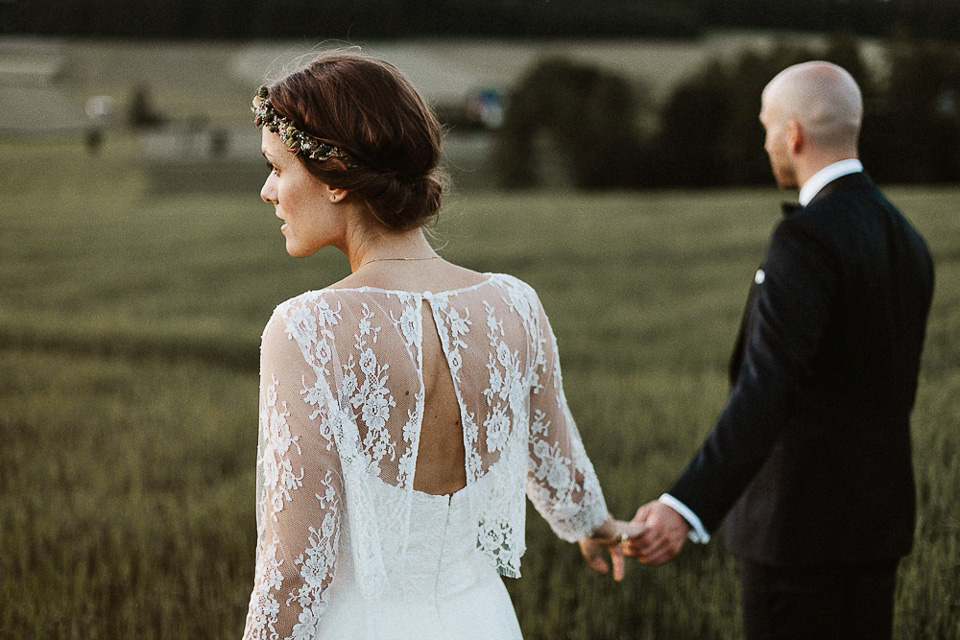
[628,62,934,639]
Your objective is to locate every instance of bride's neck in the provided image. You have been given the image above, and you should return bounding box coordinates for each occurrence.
[345,224,436,273]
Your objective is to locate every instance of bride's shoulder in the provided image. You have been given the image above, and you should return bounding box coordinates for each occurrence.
[487,273,543,305]
[498,272,535,288]
[264,288,357,335]
[273,288,341,314]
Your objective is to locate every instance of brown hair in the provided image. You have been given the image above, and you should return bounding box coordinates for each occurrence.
[266,53,446,231]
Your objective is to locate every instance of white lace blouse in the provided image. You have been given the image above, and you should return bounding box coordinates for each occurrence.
[242,273,609,640]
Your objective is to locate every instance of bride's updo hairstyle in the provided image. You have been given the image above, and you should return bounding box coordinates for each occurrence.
[264,53,445,231]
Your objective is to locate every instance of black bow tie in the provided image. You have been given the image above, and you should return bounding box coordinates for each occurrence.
[781,202,803,216]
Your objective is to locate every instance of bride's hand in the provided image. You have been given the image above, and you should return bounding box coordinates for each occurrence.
[578,516,646,582]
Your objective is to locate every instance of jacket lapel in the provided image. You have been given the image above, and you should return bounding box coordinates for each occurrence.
[727,171,874,385]
[729,264,765,385]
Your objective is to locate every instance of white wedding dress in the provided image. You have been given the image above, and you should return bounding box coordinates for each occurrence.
[242,274,609,640]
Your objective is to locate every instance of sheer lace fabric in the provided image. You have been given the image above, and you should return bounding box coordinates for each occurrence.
[243,273,608,640]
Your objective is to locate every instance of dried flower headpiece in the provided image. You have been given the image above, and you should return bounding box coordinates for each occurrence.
[252,85,357,167]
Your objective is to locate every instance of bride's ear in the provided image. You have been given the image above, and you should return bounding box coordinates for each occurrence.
[327,186,348,203]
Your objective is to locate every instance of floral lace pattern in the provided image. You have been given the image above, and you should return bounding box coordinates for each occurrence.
[243,274,609,638]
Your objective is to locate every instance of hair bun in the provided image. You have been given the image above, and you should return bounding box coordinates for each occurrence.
[356,170,445,231]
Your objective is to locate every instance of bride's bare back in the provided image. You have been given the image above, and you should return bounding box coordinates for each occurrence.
[331,259,489,495]
[416,304,468,494]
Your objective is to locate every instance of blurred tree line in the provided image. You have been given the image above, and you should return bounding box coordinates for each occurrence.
[0,0,702,39]
[496,32,960,189]
[707,0,960,42]
[3,0,959,41]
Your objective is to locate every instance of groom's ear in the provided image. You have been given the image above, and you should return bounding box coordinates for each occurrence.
[786,119,804,155]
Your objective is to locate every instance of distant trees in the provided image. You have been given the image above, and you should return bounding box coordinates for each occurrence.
[706,0,960,41]
[127,86,166,129]
[650,32,879,187]
[0,0,703,40]
[865,32,960,183]
[496,32,960,188]
[4,0,959,41]
[495,58,650,189]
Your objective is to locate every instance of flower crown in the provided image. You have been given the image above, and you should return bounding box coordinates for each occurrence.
[252,85,357,167]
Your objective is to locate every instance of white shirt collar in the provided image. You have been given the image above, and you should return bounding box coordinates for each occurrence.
[798,158,863,206]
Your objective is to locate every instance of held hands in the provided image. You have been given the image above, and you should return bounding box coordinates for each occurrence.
[578,515,646,582]
[623,500,691,566]
[578,501,692,580]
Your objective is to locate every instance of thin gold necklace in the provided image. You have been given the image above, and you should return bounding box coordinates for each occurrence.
[358,255,441,269]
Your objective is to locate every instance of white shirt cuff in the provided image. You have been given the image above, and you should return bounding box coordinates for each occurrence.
[658,493,711,544]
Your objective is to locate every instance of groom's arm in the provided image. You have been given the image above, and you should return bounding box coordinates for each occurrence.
[666,213,839,533]
[658,493,710,543]
[672,213,839,532]
[632,213,840,561]
[625,494,708,566]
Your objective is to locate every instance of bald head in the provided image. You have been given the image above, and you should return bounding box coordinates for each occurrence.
[762,61,863,152]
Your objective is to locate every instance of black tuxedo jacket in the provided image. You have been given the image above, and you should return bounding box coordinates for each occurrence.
[668,172,934,566]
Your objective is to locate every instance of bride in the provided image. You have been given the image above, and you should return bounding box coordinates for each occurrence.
[242,52,638,640]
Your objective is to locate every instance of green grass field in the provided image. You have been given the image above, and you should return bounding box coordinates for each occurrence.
[2,140,959,639]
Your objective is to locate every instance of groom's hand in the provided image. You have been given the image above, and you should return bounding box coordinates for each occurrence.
[625,501,690,566]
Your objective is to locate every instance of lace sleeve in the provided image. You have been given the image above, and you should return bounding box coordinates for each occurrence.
[243,311,343,640]
[525,298,609,542]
